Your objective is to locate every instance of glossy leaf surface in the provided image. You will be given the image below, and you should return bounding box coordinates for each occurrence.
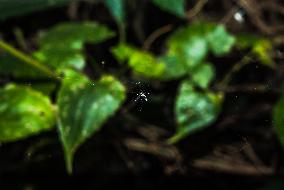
[57,70,126,173]
[168,80,223,143]
[0,84,55,142]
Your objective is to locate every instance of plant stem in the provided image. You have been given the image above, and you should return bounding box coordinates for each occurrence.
[218,55,252,89]
[118,23,126,43]
[0,40,59,79]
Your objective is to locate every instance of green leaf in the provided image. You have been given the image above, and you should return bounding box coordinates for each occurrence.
[191,62,215,89]
[206,25,236,56]
[252,40,274,67]
[103,0,125,24]
[30,83,57,96]
[38,22,115,49]
[168,80,223,144]
[0,84,56,142]
[57,69,126,173]
[0,0,73,20]
[158,55,187,80]
[273,93,284,147]
[152,0,186,17]
[167,24,209,69]
[236,34,275,68]
[111,43,134,63]
[34,48,85,71]
[36,22,115,71]
[111,44,165,78]
[0,53,42,78]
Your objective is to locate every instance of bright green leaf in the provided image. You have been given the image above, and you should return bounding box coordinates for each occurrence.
[191,62,215,89]
[236,34,275,68]
[152,0,186,17]
[0,84,56,142]
[206,25,236,56]
[57,69,125,173]
[168,80,223,144]
[128,50,165,78]
[111,44,165,78]
[167,24,209,69]
[111,43,134,63]
[252,40,274,67]
[103,0,125,24]
[273,93,284,147]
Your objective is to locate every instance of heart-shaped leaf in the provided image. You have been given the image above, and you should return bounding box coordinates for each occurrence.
[57,69,126,173]
[168,80,223,144]
[0,84,56,142]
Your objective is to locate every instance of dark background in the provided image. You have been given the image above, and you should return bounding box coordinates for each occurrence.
[0,0,284,189]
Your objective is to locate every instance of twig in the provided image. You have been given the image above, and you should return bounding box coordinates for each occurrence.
[217,55,252,89]
[186,0,208,20]
[192,158,274,176]
[237,0,284,35]
[220,6,239,24]
[143,24,173,50]
[13,28,29,52]
[215,83,269,93]
[0,40,58,79]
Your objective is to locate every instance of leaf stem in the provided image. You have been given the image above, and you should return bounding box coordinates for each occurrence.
[218,55,252,89]
[0,40,59,79]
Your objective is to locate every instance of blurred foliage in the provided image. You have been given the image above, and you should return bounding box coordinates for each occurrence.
[273,93,284,147]
[0,84,55,142]
[151,0,186,17]
[0,0,73,20]
[236,34,275,67]
[35,22,115,71]
[0,0,281,176]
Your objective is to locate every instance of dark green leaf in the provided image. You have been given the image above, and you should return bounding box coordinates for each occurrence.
[152,0,186,17]
[0,84,56,142]
[158,55,187,80]
[36,22,115,71]
[273,93,284,147]
[168,80,223,144]
[0,53,42,78]
[57,69,125,173]
[103,0,125,24]
[38,22,115,49]
[34,48,85,71]
[30,83,57,96]
[0,0,73,20]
